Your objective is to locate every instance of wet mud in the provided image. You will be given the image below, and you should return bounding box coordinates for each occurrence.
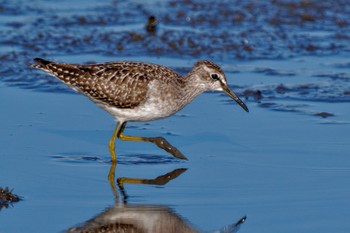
[0,0,349,108]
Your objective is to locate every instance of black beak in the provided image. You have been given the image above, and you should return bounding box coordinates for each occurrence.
[221,84,249,112]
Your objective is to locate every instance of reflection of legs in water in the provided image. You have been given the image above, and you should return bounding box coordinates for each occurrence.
[118,168,187,202]
[117,168,187,187]
[108,161,118,199]
[108,121,188,162]
[108,162,187,202]
[104,166,247,233]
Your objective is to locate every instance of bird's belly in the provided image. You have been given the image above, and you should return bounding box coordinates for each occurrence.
[99,82,184,122]
[103,101,178,122]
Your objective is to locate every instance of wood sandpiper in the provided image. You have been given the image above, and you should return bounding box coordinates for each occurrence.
[32,58,249,162]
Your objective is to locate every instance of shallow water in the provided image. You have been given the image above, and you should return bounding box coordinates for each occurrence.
[1,0,350,233]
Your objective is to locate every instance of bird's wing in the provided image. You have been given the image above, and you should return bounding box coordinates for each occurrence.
[33,59,153,109]
[76,63,152,109]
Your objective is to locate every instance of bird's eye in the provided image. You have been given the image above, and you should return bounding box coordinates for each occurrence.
[211,73,220,80]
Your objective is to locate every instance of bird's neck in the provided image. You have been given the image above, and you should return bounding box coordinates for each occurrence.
[177,73,207,107]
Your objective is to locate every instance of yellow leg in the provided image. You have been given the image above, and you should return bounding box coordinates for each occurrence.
[118,122,188,160]
[108,122,125,162]
[108,121,188,162]
[117,121,145,142]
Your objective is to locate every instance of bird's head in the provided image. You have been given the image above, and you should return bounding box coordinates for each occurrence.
[191,60,249,112]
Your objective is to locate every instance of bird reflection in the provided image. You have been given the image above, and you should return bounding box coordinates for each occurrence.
[67,204,246,233]
[107,155,186,200]
[67,164,246,233]
[117,168,187,203]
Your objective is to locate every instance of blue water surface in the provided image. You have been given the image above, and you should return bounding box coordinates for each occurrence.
[1,0,350,232]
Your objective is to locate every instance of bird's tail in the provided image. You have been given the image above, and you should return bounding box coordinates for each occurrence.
[31,58,52,70]
[30,58,85,89]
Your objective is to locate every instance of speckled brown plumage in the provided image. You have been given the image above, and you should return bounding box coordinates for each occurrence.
[32,58,248,122]
[31,58,248,161]
[32,58,180,109]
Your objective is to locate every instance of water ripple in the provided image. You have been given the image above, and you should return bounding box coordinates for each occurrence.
[51,153,182,165]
